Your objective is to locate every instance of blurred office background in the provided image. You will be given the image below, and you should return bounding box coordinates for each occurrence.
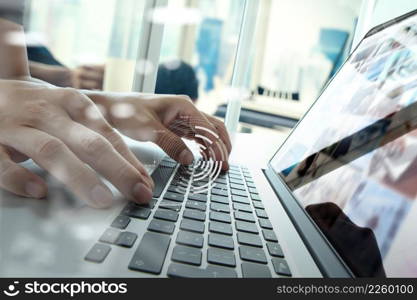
[21,0,417,149]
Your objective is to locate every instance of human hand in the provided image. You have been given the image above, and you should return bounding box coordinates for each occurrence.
[88,93,232,170]
[72,64,104,90]
[29,63,104,90]
[0,79,153,208]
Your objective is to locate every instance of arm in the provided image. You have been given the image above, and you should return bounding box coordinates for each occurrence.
[0,18,30,79]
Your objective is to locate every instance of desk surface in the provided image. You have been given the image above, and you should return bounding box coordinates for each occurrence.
[230,132,288,168]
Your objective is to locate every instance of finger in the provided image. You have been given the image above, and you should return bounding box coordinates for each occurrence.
[42,118,152,204]
[0,127,114,208]
[153,123,194,165]
[180,113,229,170]
[0,145,47,198]
[79,66,104,81]
[81,64,105,73]
[79,79,101,90]
[204,113,232,154]
[90,126,154,189]
[60,94,154,189]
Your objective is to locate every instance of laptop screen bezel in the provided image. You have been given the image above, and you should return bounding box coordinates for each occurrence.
[265,8,417,278]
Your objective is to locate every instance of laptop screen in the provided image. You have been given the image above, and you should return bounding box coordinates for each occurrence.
[270,11,417,277]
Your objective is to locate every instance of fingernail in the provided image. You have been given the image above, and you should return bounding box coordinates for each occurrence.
[91,185,113,208]
[25,181,45,198]
[133,182,152,204]
[179,149,194,165]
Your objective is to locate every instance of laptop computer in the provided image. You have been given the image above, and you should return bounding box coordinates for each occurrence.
[1,9,417,278]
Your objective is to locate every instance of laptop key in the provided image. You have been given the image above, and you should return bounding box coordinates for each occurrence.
[262,229,278,242]
[256,209,269,219]
[231,189,248,197]
[171,245,202,266]
[232,195,250,205]
[241,262,272,278]
[213,183,227,190]
[167,185,182,194]
[111,215,130,229]
[233,203,252,213]
[259,218,273,229]
[237,232,263,247]
[229,178,244,185]
[209,221,233,235]
[186,200,206,211]
[235,221,259,234]
[128,232,171,274]
[99,228,120,244]
[228,173,242,180]
[208,233,234,250]
[167,262,237,278]
[239,246,267,264]
[210,202,230,213]
[159,200,182,212]
[228,169,241,176]
[267,242,284,257]
[151,165,176,198]
[251,194,261,201]
[246,182,256,188]
[176,231,204,248]
[211,195,229,204]
[180,219,205,233]
[154,209,179,222]
[207,248,236,267]
[248,187,258,194]
[183,209,205,221]
[214,178,227,185]
[115,231,137,248]
[188,193,207,202]
[253,201,264,209]
[209,211,231,224]
[211,188,228,197]
[164,192,184,202]
[85,243,111,263]
[122,205,151,220]
[234,211,255,223]
[271,258,292,276]
[146,198,158,209]
[230,183,246,191]
[148,219,175,234]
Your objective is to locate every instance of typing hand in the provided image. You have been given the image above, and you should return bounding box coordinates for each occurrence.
[29,63,105,90]
[87,93,232,170]
[72,64,105,90]
[0,80,153,208]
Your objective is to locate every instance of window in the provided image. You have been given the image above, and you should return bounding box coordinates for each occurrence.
[25,0,363,143]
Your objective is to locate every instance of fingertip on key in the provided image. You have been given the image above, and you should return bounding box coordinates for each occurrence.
[133,182,152,204]
[25,180,47,199]
[178,149,194,165]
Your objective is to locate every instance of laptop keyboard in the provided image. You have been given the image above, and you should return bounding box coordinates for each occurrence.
[85,157,292,277]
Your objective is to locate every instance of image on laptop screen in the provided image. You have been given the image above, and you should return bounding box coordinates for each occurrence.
[270,11,417,277]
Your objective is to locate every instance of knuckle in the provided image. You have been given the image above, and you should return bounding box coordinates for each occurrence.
[177,95,192,104]
[81,134,111,158]
[0,162,21,183]
[63,88,83,99]
[22,100,50,126]
[104,129,124,149]
[22,100,66,127]
[36,138,66,158]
